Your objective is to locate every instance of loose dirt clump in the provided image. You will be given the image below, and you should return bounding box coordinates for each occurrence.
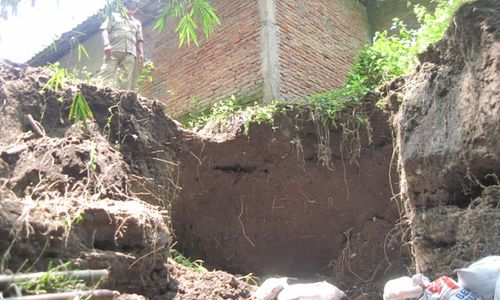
[160,259,254,299]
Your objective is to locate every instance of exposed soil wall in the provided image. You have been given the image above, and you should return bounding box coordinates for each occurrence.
[172,103,408,294]
[395,0,500,277]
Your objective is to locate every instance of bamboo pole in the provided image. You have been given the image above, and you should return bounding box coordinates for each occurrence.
[0,270,109,289]
[3,289,119,300]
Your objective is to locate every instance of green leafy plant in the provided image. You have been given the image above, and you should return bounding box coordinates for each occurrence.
[171,249,209,273]
[237,273,259,286]
[40,63,69,94]
[69,92,94,128]
[180,97,279,136]
[135,60,156,94]
[76,43,90,62]
[87,141,99,172]
[154,0,221,47]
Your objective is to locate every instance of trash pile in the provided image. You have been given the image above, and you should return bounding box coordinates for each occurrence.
[383,256,500,300]
[254,256,500,300]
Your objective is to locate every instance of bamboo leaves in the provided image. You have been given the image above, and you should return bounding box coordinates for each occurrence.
[77,43,90,62]
[69,92,94,128]
[41,64,68,93]
[154,0,220,47]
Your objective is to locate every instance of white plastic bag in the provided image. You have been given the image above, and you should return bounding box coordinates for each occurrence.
[254,277,289,300]
[456,255,500,300]
[277,281,346,300]
[383,275,424,300]
[421,276,478,300]
[494,275,500,300]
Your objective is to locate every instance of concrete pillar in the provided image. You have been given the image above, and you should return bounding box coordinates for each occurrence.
[258,0,281,103]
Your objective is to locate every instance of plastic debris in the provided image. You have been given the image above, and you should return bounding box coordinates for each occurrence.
[421,276,478,300]
[494,275,500,300]
[277,281,346,300]
[254,277,289,300]
[383,275,426,300]
[456,255,500,300]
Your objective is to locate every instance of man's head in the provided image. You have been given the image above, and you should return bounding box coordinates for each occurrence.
[123,0,138,14]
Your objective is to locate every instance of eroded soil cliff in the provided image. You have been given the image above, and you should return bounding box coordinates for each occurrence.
[395,0,500,278]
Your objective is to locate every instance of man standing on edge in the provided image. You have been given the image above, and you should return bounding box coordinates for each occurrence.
[97,0,144,90]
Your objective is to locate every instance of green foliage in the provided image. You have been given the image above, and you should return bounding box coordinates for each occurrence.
[180,97,279,136]
[354,0,473,91]
[76,43,90,62]
[412,0,473,53]
[87,141,99,172]
[69,92,94,128]
[15,262,84,295]
[40,63,69,94]
[180,0,471,137]
[135,60,156,94]
[353,22,415,90]
[237,273,259,286]
[171,249,209,273]
[154,0,221,47]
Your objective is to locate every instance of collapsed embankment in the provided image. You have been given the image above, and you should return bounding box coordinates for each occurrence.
[0,0,498,298]
[0,62,407,297]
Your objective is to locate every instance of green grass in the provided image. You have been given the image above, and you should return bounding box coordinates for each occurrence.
[171,249,209,273]
[15,262,84,295]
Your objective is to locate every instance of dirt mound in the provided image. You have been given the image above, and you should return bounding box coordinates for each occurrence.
[395,0,500,277]
[160,259,254,299]
[0,61,254,298]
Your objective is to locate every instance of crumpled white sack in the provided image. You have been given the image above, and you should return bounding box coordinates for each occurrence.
[277,281,346,300]
[494,274,500,300]
[456,255,500,300]
[254,277,289,300]
[383,275,425,300]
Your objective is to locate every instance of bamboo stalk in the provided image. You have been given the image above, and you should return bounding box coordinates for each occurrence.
[3,289,119,300]
[0,270,109,289]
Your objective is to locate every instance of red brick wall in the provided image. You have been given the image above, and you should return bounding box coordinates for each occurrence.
[276,0,369,99]
[142,0,262,116]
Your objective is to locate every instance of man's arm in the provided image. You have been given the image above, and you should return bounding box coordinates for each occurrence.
[102,29,112,58]
[137,40,144,63]
[136,22,145,65]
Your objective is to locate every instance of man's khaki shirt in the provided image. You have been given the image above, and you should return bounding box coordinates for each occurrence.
[100,12,143,57]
